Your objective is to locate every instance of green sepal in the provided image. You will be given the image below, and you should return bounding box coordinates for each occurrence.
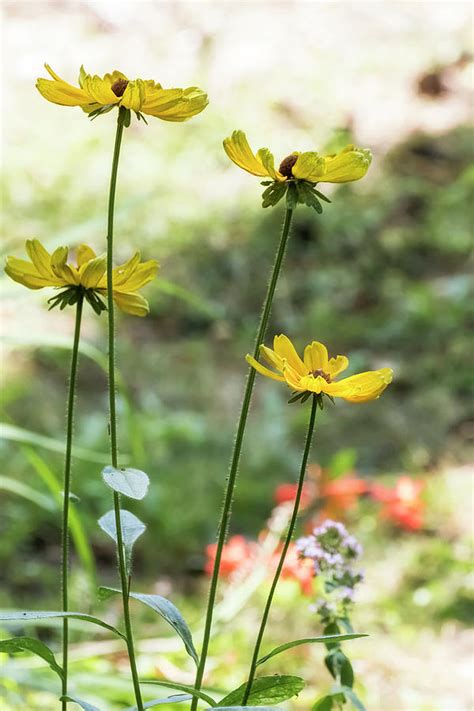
[313,188,331,203]
[288,391,306,404]
[88,104,115,120]
[85,290,107,316]
[260,180,273,186]
[261,181,287,208]
[296,181,323,214]
[135,111,148,125]
[47,287,78,311]
[120,108,131,128]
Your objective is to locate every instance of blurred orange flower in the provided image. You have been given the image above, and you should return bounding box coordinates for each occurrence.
[274,482,313,509]
[204,535,257,577]
[371,476,425,531]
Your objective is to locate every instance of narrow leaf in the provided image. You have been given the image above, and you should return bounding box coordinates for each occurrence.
[102,466,150,500]
[0,636,63,679]
[296,182,323,213]
[218,675,305,705]
[100,588,198,664]
[61,695,101,711]
[261,182,287,208]
[212,707,278,710]
[257,634,367,666]
[140,680,215,706]
[0,611,125,639]
[98,509,145,574]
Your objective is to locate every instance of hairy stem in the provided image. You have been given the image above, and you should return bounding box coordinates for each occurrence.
[61,294,84,711]
[106,109,144,711]
[241,394,318,704]
[191,208,294,708]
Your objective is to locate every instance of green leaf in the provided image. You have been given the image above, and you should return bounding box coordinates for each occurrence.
[100,587,198,665]
[61,695,101,711]
[218,675,305,705]
[98,510,145,574]
[0,610,125,640]
[257,634,368,666]
[325,649,354,685]
[296,182,323,213]
[0,475,55,511]
[312,697,334,711]
[0,636,63,679]
[212,707,277,710]
[102,466,150,500]
[139,680,216,706]
[261,182,287,208]
[286,182,298,210]
[126,696,192,710]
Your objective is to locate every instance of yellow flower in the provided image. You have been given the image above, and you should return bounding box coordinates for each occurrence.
[5,240,158,317]
[223,131,371,184]
[36,65,208,122]
[246,335,392,403]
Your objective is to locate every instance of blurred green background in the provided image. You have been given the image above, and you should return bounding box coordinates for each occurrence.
[1,1,473,709]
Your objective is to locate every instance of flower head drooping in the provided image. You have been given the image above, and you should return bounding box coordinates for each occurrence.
[223,130,372,210]
[246,334,392,407]
[5,240,158,316]
[36,65,208,124]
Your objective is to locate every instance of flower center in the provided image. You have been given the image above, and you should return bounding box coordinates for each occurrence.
[311,368,332,383]
[111,78,129,97]
[279,154,298,178]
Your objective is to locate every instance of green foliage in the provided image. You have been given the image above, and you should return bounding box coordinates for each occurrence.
[218,675,305,705]
[99,587,198,664]
[0,636,63,680]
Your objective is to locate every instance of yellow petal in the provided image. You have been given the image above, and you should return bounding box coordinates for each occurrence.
[327,355,349,378]
[292,152,326,182]
[246,354,286,382]
[223,131,270,178]
[108,252,142,288]
[260,345,285,372]
[256,148,285,182]
[81,73,118,105]
[303,341,329,372]
[298,374,326,394]
[4,256,60,289]
[113,291,150,317]
[327,368,393,402]
[76,244,97,267]
[36,64,92,107]
[142,86,208,121]
[321,146,372,183]
[79,255,107,288]
[273,335,306,375]
[282,365,306,392]
[121,79,145,112]
[113,259,159,293]
[50,246,79,285]
[25,239,53,278]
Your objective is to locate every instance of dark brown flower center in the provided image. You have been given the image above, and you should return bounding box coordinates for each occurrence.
[311,368,332,383]
[279,154,298,178]
[111,78,129,97]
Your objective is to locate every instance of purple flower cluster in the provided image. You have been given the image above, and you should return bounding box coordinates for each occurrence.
[296,519,364,624]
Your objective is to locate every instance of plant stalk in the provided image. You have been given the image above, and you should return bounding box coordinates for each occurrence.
[241,393,318,704]
[191,208,295,708]
[106,109,144,711]
[61,293,84,711]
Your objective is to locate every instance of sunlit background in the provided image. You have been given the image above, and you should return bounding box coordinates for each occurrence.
[1,1,473,709]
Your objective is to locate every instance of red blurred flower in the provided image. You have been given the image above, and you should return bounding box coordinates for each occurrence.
[371,476,425,531]
[274,482,312,509]
[204,535,257,577]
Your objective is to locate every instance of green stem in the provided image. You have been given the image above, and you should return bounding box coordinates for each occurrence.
[191,208,294,708]
[106,109,144,711]
[61,294,84,711]
[241,394,318,705]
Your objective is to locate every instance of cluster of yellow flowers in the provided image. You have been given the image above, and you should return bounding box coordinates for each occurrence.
[6,63,391,407]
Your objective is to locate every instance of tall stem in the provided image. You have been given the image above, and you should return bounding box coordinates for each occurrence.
[241,394,318,704]
[106,109,144,711]
[61,294,84,711]
[191,208,294,707]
